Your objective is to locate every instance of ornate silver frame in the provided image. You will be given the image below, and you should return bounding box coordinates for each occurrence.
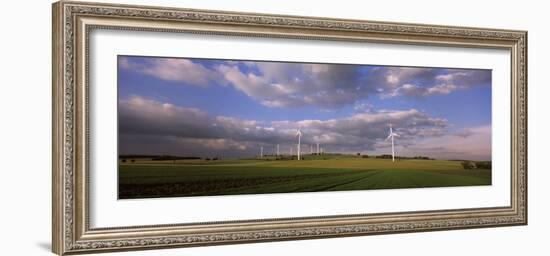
[52,1,527,255]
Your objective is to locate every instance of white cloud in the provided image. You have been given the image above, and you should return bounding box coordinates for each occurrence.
[382,83,459,98]
[119,57,223,87]
[427,84,458,95]
[216,65,289,100]
[216,62,370,108]
[353,101,374,112]
[120,56,491,109]
[375,68,490,98]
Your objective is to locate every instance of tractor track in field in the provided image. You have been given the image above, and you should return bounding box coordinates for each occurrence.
[312,170,383,191]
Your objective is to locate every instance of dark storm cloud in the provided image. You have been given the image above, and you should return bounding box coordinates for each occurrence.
[119,96,450,157]
[119,96,291,143]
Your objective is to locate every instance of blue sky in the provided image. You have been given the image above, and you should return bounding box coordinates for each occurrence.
[118,55,492,160]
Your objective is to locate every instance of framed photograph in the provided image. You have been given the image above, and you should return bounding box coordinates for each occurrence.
[52,1,527,255]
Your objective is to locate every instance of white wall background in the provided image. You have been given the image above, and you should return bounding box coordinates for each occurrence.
[0,0,547,255]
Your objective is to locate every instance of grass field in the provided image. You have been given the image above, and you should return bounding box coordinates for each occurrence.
[118,155,491,199]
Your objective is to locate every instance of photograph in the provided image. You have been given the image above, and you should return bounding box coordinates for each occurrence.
[117,56,493,199]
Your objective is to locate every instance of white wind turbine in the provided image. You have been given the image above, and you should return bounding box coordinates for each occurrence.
[316,142,320,155]
[260,146,263,159]
[385,124,400,162]
[276,144,280,156]
[296,127,303,160]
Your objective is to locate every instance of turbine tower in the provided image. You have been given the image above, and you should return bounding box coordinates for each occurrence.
[277,144,280,156]
[385,124,400,162]
[296,127,302,160]
[260,146,263,159]
[316,142,320,155]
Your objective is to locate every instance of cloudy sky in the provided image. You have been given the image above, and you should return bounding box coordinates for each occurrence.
[118,56,492,160]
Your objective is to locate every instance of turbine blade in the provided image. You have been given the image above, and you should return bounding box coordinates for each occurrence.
[385,134,392,141]
[393,133,400,137]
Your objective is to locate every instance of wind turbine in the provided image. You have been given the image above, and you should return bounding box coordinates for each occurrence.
[277,144,280,156]
[296,127,302,160]
[385,124,400,162]
[260,146,263,159]
[316,142,320,155]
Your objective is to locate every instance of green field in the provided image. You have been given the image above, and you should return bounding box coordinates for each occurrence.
[118,156,491,199]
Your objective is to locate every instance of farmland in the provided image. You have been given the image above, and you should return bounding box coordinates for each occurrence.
[118,155,491,199]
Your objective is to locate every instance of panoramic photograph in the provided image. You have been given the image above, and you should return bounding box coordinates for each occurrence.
[117,55,492,199]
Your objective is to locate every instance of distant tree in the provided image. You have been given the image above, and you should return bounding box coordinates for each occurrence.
[474,161,491,169]
[130,159,135,163]
[121,159,126,163]
[361,155,369,158]
[461,161,477,169]
[357,153,361,156]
